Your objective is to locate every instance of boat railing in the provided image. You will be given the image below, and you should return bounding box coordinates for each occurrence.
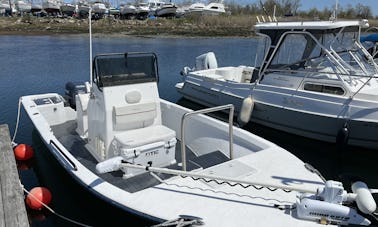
[260,29,378,95]
[180,104,234,171]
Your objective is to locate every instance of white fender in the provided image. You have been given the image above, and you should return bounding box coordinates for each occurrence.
[96,156,123,174]
[352,181,377,214]
[238,95,254,124]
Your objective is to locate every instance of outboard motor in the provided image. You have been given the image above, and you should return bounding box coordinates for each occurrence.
[195,52,218,71]
[181,52,218,76]
[65,81,88,110]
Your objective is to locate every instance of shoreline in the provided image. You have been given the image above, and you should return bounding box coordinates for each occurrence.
[0,16,256,37]
[1,16,378,38]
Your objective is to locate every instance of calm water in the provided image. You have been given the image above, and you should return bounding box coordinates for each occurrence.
[0,35,377,226]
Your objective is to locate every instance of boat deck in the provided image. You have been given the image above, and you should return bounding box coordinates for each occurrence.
[51,121,229,193]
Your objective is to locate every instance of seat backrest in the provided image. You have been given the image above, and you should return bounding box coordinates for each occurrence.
[113,101,157,131]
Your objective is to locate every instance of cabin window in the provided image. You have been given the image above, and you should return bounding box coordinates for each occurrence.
[304,83,344,95]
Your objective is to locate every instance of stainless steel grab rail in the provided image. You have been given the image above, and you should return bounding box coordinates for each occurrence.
[180,104,235,171]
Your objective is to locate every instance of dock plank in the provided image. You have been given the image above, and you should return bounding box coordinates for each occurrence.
[0,124,29,227]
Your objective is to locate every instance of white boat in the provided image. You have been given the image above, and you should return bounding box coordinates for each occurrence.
[0,0,11,14]
[15,0,32,13]
[31,1,43,14]
[42,0,61,14]
[120,4,137,19]
[77,1,90,16]
[20,50,376,226]
[177,19,378,149]
[108,7,119,17]
[136,2,149,19]
[91,2,106,15]
[188,1,225,16]
[202,2,225,15]
[155,2,176,17]
[175,5,187,17]
[187,2,204,14]
[60,3,76,16]
[146,0,164,16]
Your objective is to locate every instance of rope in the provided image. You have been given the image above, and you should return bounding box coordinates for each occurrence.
[12,98,22,146]
[304,163,327,183]
[181,175,292,193]
[21,184,92,227]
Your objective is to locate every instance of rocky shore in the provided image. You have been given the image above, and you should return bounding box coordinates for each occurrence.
[0,16,256,37]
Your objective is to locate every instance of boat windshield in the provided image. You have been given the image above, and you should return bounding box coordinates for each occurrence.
[326,31,378,76]
[93,52,158,88]
[265,29,378,82]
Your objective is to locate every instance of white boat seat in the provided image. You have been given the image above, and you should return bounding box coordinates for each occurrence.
[113,102,157,131]
[114,124,176,148]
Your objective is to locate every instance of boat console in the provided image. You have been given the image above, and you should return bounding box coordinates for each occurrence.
[78,52,177,178]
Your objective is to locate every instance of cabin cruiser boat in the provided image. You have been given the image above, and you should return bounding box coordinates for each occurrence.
[0,1,10,14]
[187,2,205,14]
[188,1,225,16]
[15,0,31,13]
[155,2,176,17]
[136,2,149,19]
[201,2,225,15]
[177,19,378,149]
[42,0,61,14]
[91,2,107,17]
[19,51,377,226]
[146,0,163,16]
[77,0,90,17]
[120,4,137,19]
[31,2,43,14]
[108,7,120,18]
[60,3,76,16]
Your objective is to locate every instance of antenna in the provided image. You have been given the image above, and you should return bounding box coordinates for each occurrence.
[259,0,268,17]
[89,9,93,85]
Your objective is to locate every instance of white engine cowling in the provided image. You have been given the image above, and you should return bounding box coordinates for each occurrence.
[195,52,218,71]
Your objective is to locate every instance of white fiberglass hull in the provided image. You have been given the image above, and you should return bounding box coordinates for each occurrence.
[156,6,176,17]
[43,1,60,12]
[60,4,76,14]
[92,3,106,14]
[21,92,330,226]
[176,80,378,149]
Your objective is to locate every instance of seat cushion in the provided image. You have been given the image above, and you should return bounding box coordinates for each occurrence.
[114,125,176,148]
[113,102,157,130]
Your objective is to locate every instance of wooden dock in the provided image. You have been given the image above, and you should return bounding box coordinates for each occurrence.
[0,124,29,227]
